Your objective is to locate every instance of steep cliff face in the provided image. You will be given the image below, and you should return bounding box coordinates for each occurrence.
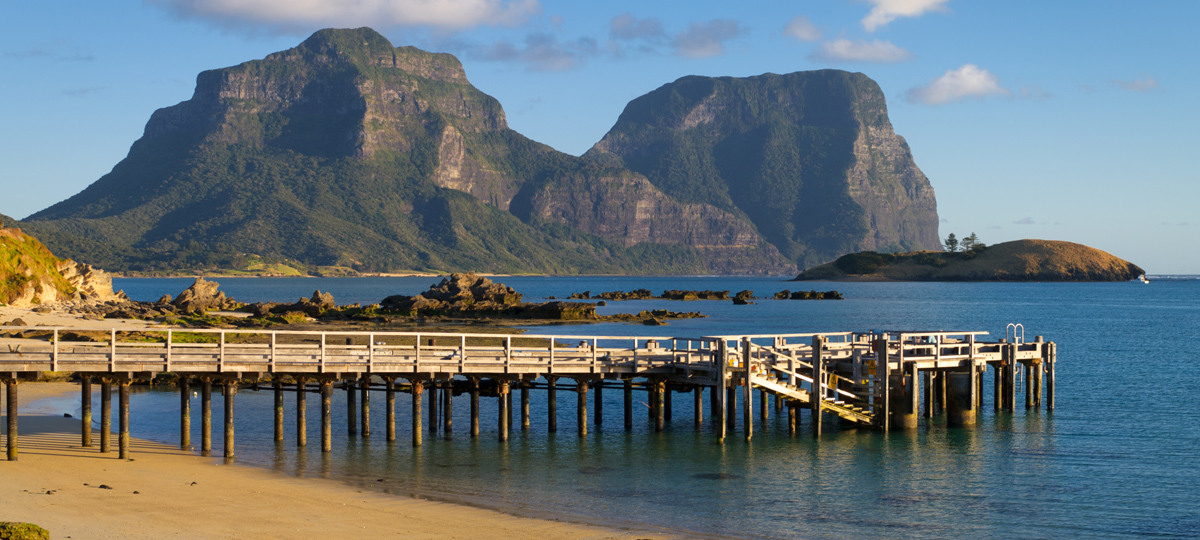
[24,28,792,275]
[588,70,940,268]
[0,227,121,307]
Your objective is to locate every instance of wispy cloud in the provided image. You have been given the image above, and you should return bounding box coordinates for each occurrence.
[1018,85,1052,100]
[861,0,951,32]
[469,32,597,71]
[672,19,746,59]
[905,64,1008,105]
[783,16,821,42]
[608,15,745,59]
[149,0,541,31]
[3,41,95,62]
[1013,217,1035,225]
[1112,76,1158,92]
[62,87,106,97]
[810,38,911,63]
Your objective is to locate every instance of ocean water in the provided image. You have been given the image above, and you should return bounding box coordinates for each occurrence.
[39,277,1200,539]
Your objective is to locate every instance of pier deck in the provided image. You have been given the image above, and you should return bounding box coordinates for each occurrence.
[0,326,1055,460]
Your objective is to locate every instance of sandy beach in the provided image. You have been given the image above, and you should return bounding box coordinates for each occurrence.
[0,383,667,540]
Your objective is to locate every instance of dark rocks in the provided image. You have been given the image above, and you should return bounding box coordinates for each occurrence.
[660,290,729,300]
[732,290,755,305]
[383,274,596,320]
[569,289,652,301]
[2,318,28,326]
[776,289,843,300]
[171,277,239,314]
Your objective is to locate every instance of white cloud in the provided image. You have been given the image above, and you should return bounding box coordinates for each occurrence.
[783,16,821,42]
[471,32,597,71]
[672,19,746,59]
[810,38,911,63]
[610,13,667,42]
[905,64,1008,105]
[1013,217,1035,225]
[1113,76,1158,92]
[151,0,541,31]
[861,0,950,32]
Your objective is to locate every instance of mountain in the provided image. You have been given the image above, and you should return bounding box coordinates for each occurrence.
[793,240,1145,281]
[587,70,941,269]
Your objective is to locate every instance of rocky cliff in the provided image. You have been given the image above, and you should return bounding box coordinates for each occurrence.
[22,28,792,275]
[794,240,1144,282]
[588,70,941,268]
[0,227,122,307]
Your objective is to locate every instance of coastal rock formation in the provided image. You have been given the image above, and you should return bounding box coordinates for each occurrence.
[794,239,1145,282]
[171,277,240,313]
[588,70,941,268]
[0,227,123,307]
[380,272,595,319]
[18,28,793,275]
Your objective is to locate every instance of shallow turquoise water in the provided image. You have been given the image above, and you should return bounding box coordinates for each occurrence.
[40,277,1200,538]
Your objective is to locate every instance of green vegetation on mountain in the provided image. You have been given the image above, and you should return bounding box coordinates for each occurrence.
[20,28,794,275]
[588,70,941,269]
[0,226,75,305]
[793,239,1144,281]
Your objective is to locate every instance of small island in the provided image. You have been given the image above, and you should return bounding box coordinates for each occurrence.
[794,239,1144,282]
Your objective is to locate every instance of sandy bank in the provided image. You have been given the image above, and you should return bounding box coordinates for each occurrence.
[1,384,666,540]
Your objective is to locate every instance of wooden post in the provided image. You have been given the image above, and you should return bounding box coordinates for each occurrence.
[118,381,131,459]
[321,381,332,452]
[576,380,588,437]
[717,340,727,441]
[347,380,357,437]
[362,376,372,438]
[100,378,112,453]
[936,371,947,414]
[546,376,558,433]
[200,378,211,456]
[923,370,933,418]
[694,385,703,427]
[497,380,510,442]
[742,337,753,440]
[875,339,889,433]
[812,336,824,436]
[710,385,720,421]
[760,389,768,422]
[594,381,603,426]
[427,380,438,434]
[385,377,396,443]
[470,378,480,437]
[1034,336,1045,409]
[993,358,1002,411]
[441,379,451,436]
[623,379,633,431]
[946,371,977,426]
[664,383,673,422]
[1047,342,1056,411]
[774,393,782,414]
[296,377,307,447]
[83,376,93,448]
[273,378,284,443]
[654,379,665,432]
[1025,356,1034,409]
[411,380,423,447]
[223,381,236,459]
[1005,344,1017,412]
[5,380,16,461]
[520,382,530,430]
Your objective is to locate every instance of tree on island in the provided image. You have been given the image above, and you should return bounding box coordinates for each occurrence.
[962,232,981,252]
[944,233,959,252]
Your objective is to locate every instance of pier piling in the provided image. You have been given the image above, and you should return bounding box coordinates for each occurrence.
[321,381,332,452]
[694,385,703,427]
[385,377,396,443]
[273,378,283,442]
[441,379,451,436]
[223,381,236,459]
[576,379,588,437]
[5,380,17,461]
[296,377,307,447]
[497,380,510,442]
[520,383,530,430]
[201,378,212,456]
[946,371,977,426]
[410,379,423,447]
[547,376,558,433]
[82,376,93,448]
[623,379,633,431]
[347,381,357,437]
[100,378,111,453]
[469,378,480,437]
[118,381,130,459]
[362,376,372,438]
[594,382,603,426]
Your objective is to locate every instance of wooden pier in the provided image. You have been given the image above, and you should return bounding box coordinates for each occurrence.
[0,326,1056,460]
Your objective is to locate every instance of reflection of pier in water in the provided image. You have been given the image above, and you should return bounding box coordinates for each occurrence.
[0,326,1055,460]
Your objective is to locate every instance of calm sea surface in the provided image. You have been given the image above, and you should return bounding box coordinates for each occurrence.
[39,276,1200,539]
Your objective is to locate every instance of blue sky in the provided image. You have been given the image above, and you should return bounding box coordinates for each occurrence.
[1,0,1196,272]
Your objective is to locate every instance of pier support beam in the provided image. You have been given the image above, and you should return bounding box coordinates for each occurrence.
[874,339,890,433]
[760,389,768,422]
[442,379,452,436]
[347,381,357,437]
[1046,342,1056,411]
[546,376,558,433]
[273,378,284,443]
[118,381,131,460]
[946,371,977,427]
[5,380,17,461]
[710,385,720,421]
[664,384,672,422]
[694,385,703,427]
[200,378,212,456]
[321,381,332,452]
[296,377,307,447]
[82,377,93,448]
[100,378,112,453]
[223,381,236,459]
[717,340,728,441]
[890,364,918,430]
[410,380,423,447]
[576,380,588,437]
[427,380,437,434]
[726,387,736,431]
[923,371,933,419]
[1005,343,1018,411]
[497,380,510,442]
[812,336,825,436]
[362,376,372,438]
[520,383,530,430]
[623,380,633,431]
[469,378,480,438]
[654,379,666,433]
[385,377,396,443]
[787,402,797,436]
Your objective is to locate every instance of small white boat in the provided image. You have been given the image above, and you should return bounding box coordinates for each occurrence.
[1134,274,1150,284]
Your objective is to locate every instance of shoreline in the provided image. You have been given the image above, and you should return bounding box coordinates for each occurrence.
[2,382,673,539]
